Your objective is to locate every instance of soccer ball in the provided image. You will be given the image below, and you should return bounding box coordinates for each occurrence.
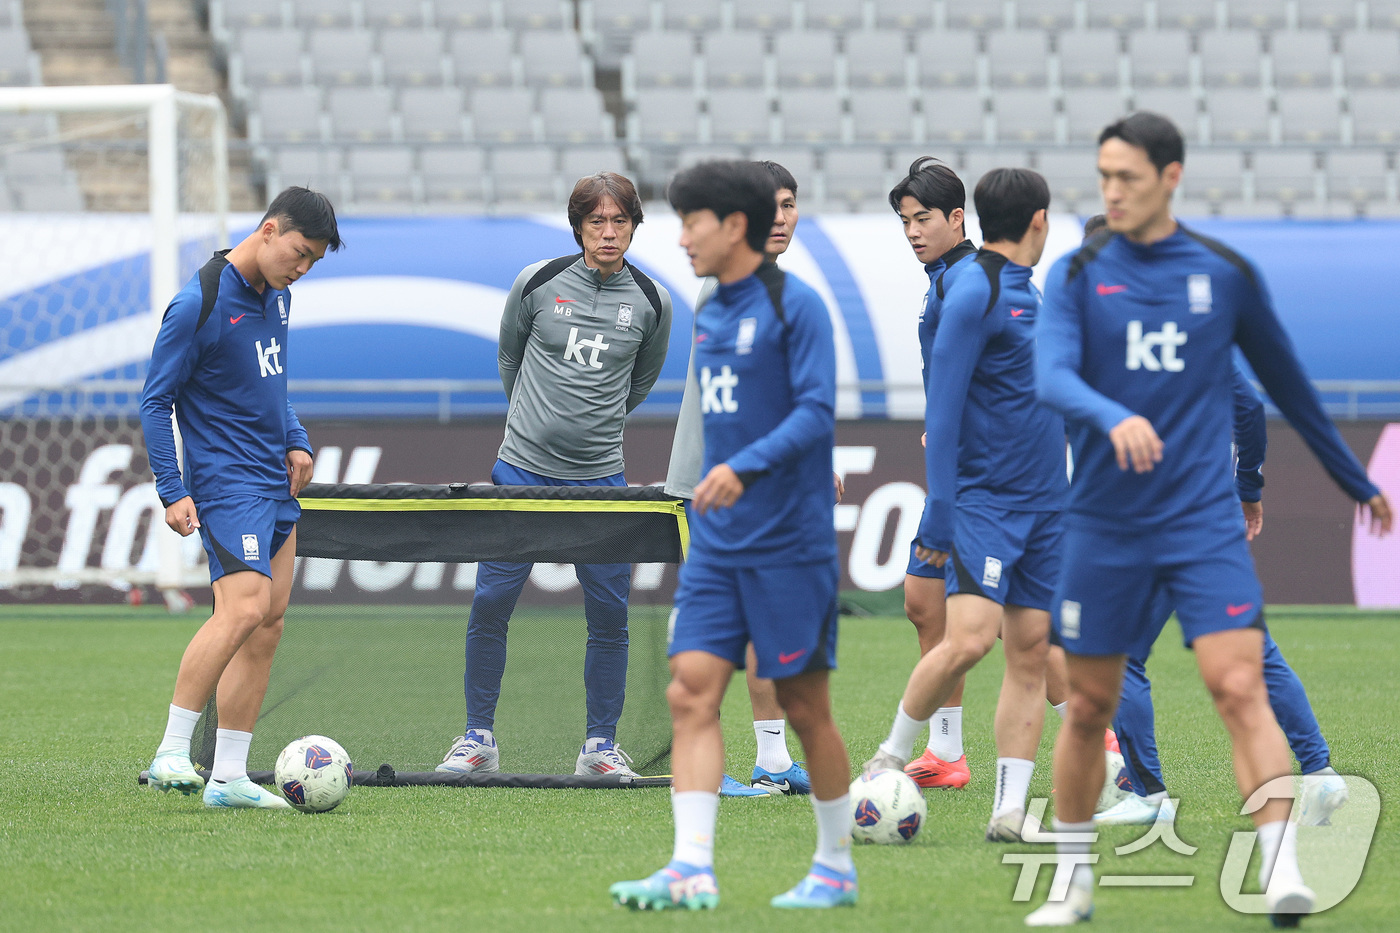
[275,735,353,813]
[848,769,927,844]
[1097,749,1133,811]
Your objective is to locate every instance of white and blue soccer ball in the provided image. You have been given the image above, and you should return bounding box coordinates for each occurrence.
[275,735,353,813]
[849,769,928,844]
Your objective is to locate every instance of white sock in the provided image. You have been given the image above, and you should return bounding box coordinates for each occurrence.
[210,728,253,785]
[671,791,719,869]
[992,757,1036,817]
[754,719,794,772]
[1256,820,1303,890]
[1054,819,1097,894]
[1052,701,1069,719]
[811,793,855,873]
[926,706,964,760]
[157,704,201,755]
[878,702,924,761]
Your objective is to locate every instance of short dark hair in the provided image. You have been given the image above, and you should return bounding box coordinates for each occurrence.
[667,161,777,253]
[1082,213,1108,239]
[567,172,644,247]
[1098,111,1186,174]
[974,168,1051,243]
[757,160,799,197]
[887,156,965,219]
[262,186,342,251]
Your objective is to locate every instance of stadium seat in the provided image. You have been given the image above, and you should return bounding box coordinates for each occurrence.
[520,31,592,88]
[1017,0,1079,31]
[1127,30,1191,89]
[703,31,767,89]
[1084,0,1146,30]
[660,0,723,33]
[1063,88,1127,142]
[707,88,775,144]
[1199,30,1264,88]
[1370,0,1400,29]
[470,87,539,143]
[292,0,355,29]
[267,147,344,195]
[230,29,306,91]
[993,89,1059,143]
[364,0,429,29]
[399,86,468,142]
[250,87,326,144]
[1340,31,1400,88]
[844,30,910,89]
[1204,89,1272,144]
[558,144,629,179]
[328,87,397,142]
[1270,32,1336,90]
[1177,149,1245,202]
[0,29,35,86]
[0,112,56,145]
[3,149,70,183]
[308,28,376,87]
[751,145,817,182]
[913,31,978,88]
[586,0,657,66]
[213,0,286,32]
[435,0,497,31]
[774,31,838,89]
[805,0,867,32]
[1227,0,1289,31]
[538,87,615,143]
[622,31,698,99]
[733,0,795,33]
[631,87,702,143]
[822,148,892,209]
[960,148,1033,194]
[346,146,417,205]
[1035,149,1101,211]
[1324,149,1390,203]
[1154,0,1219,30]
[778,88,845,143]
[500,0,572,32]
[1277,89,1342,143]
[16,179,84,211]
[1057,30,1123,89]
[1297,0,1359,31]
[1218,198,1284,218]
[849,88,916,143]
[1171,196,1215,217]
[873,0,934,32]
[1252,150,1321,204]
[987,30,1051,88]
[921,88,988,144]
[420,145,489,203]
[0,184,24,211]
[1347,89,1400,144]
[946,2,1004,31]
[489,145,559,204]
[448,31,516,88]
[1130,87,1201,141]
[380,29,448,87]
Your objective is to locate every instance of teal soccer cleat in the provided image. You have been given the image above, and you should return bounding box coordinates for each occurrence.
[752,762,812,795]
[721,773,769,797]
[203,777,292,810]
[148,749,204,796]
[771,863,858,909]
[610,862,719,911]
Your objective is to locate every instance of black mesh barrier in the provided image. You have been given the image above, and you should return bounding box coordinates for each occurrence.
[190,483,686,787]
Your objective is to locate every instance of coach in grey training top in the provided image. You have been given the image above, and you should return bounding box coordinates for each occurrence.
[437,172,673,781]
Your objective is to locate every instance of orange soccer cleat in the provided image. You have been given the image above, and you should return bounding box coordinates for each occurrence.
[904,749,971,789]
[1104,729,1120,754]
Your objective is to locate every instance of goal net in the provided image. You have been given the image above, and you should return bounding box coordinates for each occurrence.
[0,85,229,597]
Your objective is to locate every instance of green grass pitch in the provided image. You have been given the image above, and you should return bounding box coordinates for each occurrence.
[1,604,1396,931]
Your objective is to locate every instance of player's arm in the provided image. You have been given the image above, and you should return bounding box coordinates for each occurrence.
[1036,257,1161,472]
[1231,361,1267,539]
[915,275,993,565]
[284,400,314,497]
[625,285,673,413]
[497,264,538,400]
[139,290,208,533]
[1234,267,1391,534]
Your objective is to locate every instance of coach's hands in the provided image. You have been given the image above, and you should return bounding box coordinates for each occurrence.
[1109,415,1163,473]
[694,463,745,514]
[287,449,314,497]
[165,496,200,536]
[1241,500,1263,541]
[1364,491,1393,536]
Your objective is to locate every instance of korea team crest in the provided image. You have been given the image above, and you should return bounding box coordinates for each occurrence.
[615,303,633,330]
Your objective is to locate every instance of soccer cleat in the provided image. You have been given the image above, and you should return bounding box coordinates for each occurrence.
[1297,771,1348,826]
[435,730,499,774]
[987,808,1039,842]
[1266,880,1315,928]
[904,749,972,789]
[203,777,292,809]
[576,739,639,778]
[1104,729,1120,754]
[610,861,719,911]
[770,863,858,909]
[752,762,811,795]
[1094,794,1176,827]
[1025,884,1094,926]
[862,749,908,777]
[148,749,205,796]
[720,773,769,797]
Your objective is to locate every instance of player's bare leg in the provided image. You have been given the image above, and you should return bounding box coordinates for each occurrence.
[212,528,296,732]
[905,574,953,658]
[169,572,273,717]
[1045,644,1116,754]
[904,574,971,788]
[667,650,734,794]
[745,644,810,794]
[987,606,1049,835]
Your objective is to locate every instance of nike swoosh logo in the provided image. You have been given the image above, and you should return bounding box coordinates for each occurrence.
[1010,308,1025,317]
[1226,603,1254,617]
[696,334,708,342]
[1096,284,1128,296]
[763,729,782,735]
[555,297,578,304]
[229,313,246,324]
[778,650,806,664]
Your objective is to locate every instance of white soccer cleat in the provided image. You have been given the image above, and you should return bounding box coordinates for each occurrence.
[203,776,292,809]
[576,740,638,777]
[148,749,205,796]
[987,808,1040,843]
[1094,794,1176,827]
[1297,771,1348,826]
[435,731,500,774]
[862,749,908,777]
[1265,879,1315,928]
[1025,884,1094,926]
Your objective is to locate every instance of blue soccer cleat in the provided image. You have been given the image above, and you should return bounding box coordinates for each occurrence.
[203,776,292,810]
[721,773,769,797]
[610,861,719,911]
[771,863,858,909]
[148,749,204,796]
[752,762,812,795]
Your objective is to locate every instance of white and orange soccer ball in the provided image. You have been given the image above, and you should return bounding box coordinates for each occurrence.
[848,769,927,844]
[275,735,353,813]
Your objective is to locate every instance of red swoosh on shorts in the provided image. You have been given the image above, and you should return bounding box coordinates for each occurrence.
[778,650,807,664]
[1226,603,1255,617]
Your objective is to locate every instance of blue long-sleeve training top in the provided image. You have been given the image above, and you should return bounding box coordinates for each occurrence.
[689,262,837,566]
[1231,361,1266,502]
[918,250,1069,552]
[1036,226,1377,532]
[140,251,311,507]
[917,239,978,391]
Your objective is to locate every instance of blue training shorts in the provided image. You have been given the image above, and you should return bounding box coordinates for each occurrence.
[905,538,946,580]
[944,506,1062,611]
[669,556,839,680]
[1052,520,1265,658]
[197,495,300,583]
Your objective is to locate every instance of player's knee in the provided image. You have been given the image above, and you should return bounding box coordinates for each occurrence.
[946,632,994,672]
[666,677,716,721]
[1207,665,1267,720]
[1067,691,1115,731]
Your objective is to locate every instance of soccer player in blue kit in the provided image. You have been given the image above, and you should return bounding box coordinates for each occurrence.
[1027,114,1392,927]
[864,168,1066,843]
[141,187,341,808]
[610,161,855,910]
